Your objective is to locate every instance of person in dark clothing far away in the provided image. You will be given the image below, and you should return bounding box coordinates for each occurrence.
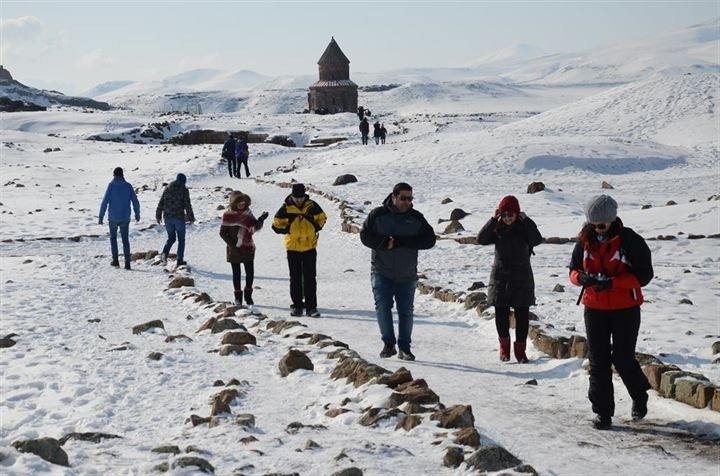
[373,121,382,145]
[272,183,327,317]
[235,139,250,178]
[380,123,387,144]
[359,117,370,145]
[360,182,437,361]
[156,173,195,267]
[477,195,543,363]
[357,106,365,121]
[569,194,653,431]
[219,191,268,311]
[222,135,237,178]
[99,167,140,270]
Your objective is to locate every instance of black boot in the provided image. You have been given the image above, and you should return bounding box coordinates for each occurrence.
[110,260,120,268]
[380,343,397,358]
[632,393,648,421]
[243,287,254,306]
[592,415,612,430]
[234,291,243,307]
[398,347,416,361]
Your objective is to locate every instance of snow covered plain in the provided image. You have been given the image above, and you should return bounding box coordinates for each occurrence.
[1,22,719,475]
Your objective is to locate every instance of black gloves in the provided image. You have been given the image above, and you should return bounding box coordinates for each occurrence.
[578,272,612,291]
[257,211,269,223]
[594,279,612,292]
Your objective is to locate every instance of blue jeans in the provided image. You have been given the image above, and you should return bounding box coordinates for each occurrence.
[162,218,186,262]
[109,220,130,264]
[371,273,416,349]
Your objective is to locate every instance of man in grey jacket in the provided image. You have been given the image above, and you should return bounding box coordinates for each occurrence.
[360,182,436,360]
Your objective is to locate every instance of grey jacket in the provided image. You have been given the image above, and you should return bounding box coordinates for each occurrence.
[155,181,195,222]
[360,194,437,281]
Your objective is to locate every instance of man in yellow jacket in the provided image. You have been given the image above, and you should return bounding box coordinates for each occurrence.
[272,183,327,317]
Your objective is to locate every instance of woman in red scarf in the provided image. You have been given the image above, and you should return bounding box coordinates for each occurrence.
[219,191,268,310]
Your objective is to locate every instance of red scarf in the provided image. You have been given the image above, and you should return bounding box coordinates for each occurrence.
[221,209,257,250]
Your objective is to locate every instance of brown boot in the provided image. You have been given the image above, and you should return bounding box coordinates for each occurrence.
[499,337,511,362]
[514,341,529,363]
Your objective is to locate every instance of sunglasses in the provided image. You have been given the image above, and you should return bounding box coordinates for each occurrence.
[397,195,414,202]
[500,212,515,218]
[592,223,608,230]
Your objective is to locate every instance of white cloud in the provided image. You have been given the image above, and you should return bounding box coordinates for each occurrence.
[78,49,118,69]
[1,16,45,41]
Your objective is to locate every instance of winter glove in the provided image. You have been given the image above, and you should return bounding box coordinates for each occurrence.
[593,278,613,292]
[577,272,599,287]
[257,211,269,223]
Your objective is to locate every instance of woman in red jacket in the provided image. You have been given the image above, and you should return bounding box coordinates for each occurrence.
[569,195,653,430]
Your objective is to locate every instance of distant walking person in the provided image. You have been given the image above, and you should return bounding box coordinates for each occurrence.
[222,135,237,178]
[235,138,250,178]
[359,117,370,145]
[272,183,327,317]
[360,182,436,361]
[477,195,543,363]
[156,173,195,267]
[219,191,268,311]
[569,195,653,430]
[380,123,387,144]
[357,105,365,121]
[98,167,140,270]
[373,121,381,145]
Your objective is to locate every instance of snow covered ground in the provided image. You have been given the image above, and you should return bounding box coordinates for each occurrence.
[1,24,719,474]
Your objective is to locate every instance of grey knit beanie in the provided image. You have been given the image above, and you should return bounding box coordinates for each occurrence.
[585,195,618,223]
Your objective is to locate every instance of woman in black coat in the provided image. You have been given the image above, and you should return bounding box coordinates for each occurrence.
[477,195,543,362]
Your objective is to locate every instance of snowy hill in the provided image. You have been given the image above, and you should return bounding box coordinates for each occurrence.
[81,81,135,98]
[464,43,547,69]
[504,18,720,85]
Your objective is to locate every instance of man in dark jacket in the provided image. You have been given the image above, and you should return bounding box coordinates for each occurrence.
[235,139,250,178]
[359,118,370,145]
[156,173,195,266]
[360,182,436,360]
[99,167,140,270]
[222,136,237,178]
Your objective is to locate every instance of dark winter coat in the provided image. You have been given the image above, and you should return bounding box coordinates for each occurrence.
[380,126,387,139]
[219,209,264,263]
[373,123,381,137]
[155,180,195,222]
[360,194,437,282]
[99,177,140,222]
[222,137,236,159]
[235,140,249,161]
[477,215,543,307]
[359,119,370,135]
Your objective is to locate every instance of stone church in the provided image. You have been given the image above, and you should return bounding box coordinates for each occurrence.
[308,37,358,114]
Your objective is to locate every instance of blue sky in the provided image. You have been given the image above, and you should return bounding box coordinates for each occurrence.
[1,1,717,93]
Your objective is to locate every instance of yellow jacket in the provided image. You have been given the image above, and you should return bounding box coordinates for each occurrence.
[272,195,327,251]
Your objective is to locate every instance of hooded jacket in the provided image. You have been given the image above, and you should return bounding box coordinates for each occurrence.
[155,180,195,222]
[271,194,327,252]
[360,194,436,282]
[99,177,140,222]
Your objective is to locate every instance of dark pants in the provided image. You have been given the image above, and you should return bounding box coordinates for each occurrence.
[361,134,368,145]
[237,157,250,177]
[287,249,317,310]
[226,155,237,177]
[585,306,650,417]
[109,220,130,265]
[371,273,416,350]
[162,218,186,262]
[381,136,386,144]
[374,136,380,145]
[231,262,254,292]
[495,306,529,342]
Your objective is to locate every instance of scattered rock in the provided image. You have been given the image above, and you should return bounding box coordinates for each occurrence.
[152,445,181,455]
[213,380,225,387]
[333,174,358,186]
[279,349,314,377]
[395,414,422,431]
[58,432,121,445]
[132,320,164,335]
[386,379,440,407]
[443,446,465,468]
[527,182,545,194]
[304,439,321,450]
[441,197,453,204]
[188,414,211,426]
[453,427,481,448]
[171,456,215,473]
[376,367,413,389]
[12,438,69,466]
[165,334,192,343]
[325,408,351,418]
[0,333,18,348]
[666,200,677,206]
[465,445,521,472]
[450,208,470,221]
[430,404,475,428]
[641,204,652,210]
[221,331,257,346]
[235,413,256,428]
[359,407,404,427]
[712,341,720,355]
[601,181,614,189]
[211,319,244,333]
[467,281,485,291]
[443,220,464,234]
[552,284,565,293]
[285,421,327,434]
[679,298,693,305]
[240,436,258,444]
[525,379,538,386]
[331,468,363,476]
[219,344,248,356]
[168,276,194,288]
[464,292,487,309]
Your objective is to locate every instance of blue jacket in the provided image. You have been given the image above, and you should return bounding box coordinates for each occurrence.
[235,141,248,160]
[99,177,140,222]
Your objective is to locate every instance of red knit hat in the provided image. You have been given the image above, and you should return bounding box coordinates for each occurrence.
[497,195,520,214]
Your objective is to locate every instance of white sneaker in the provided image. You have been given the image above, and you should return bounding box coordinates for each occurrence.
[248,305,259,315]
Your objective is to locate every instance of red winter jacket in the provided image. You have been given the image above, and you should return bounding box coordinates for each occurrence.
[569,220,653,311]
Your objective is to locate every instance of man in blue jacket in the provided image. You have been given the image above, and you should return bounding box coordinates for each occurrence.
[360,182,436,361]
[99,167,141,270]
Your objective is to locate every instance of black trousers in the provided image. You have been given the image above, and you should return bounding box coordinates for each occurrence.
[230,262,254,293]
[237,157,250,177]
[495,306,529,341]
[287,249,317,310]
[584,306,650,417]
[226,156,237,177]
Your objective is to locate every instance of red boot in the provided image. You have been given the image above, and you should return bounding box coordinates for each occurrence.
[514,341,529,363]
[499,337,511,362]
